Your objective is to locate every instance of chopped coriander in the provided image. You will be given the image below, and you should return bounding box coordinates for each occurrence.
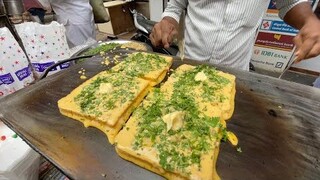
[111,53,169,78]
[82,43,120,56]
[74,73,137,116]
[221,128,228,142]
[132,65,232,174]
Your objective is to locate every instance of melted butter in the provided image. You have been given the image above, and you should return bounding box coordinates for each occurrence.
[97,83,113,94]
[195,71,207,81]
[162,111,185,132]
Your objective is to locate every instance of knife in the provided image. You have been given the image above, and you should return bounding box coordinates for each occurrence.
[278,56,297,79]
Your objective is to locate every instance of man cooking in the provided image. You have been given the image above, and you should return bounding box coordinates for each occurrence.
[150,0,320,71]
[49,0,96,48]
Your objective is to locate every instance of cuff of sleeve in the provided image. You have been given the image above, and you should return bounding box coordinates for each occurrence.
[162,12,181,24]
[278,0,308,19]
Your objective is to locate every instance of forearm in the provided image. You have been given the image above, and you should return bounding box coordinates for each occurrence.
[274,0,320,61]
[162,0,188,23]
[283,2,317,29]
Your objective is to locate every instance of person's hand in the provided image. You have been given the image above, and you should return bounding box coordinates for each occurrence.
[294,16,320,62]
[150,17,178,49]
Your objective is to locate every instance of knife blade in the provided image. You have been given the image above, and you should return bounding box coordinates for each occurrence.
[278,56,297,79]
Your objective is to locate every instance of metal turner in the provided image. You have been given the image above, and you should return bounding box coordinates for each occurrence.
[278,56,298,79]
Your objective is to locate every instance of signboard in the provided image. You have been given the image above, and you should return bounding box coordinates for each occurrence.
[251,0,319,73]
[254,32,295,52]
[260,20,298,34]
[251,46,294,71]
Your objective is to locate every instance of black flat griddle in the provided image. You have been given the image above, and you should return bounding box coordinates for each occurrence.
[0,50,320,180]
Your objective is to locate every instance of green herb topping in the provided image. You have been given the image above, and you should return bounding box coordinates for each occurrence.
[82,43,120,56]
[132,65,231,174]
[112,53,169,77]
[74,73,138,116]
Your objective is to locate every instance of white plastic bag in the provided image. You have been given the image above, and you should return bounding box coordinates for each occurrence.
[0,121,40,180]
[15,21,72,77]
[0,27,35,98]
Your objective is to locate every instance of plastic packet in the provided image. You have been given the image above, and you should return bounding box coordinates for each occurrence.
[0,27,35,98]
[15,21,72,77]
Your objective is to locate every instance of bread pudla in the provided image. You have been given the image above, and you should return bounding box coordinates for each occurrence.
[58,71,151,144]
[115,64,236,180]
[58,53,173,144]
[112,52,173,86]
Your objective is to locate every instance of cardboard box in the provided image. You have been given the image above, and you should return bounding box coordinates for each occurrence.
[98,1,135,35]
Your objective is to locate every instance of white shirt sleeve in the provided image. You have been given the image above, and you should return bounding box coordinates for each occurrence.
[161,0,188,23]
[276,0,308,19]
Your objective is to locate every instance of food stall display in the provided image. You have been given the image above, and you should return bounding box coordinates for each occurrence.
[58,52,172,144]
[0,49,319,179]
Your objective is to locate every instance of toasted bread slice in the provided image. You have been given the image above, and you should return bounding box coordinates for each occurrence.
[161,64,236,121]
[115,65,236,179]
[58,71,150,144]
[112,52,173,86]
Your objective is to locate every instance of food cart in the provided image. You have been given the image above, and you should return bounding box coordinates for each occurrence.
[0,47,320,179]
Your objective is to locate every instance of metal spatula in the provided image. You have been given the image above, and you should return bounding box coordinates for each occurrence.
[278,56,297,79]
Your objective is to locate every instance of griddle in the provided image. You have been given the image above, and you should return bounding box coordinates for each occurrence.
[0,50,320,180]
